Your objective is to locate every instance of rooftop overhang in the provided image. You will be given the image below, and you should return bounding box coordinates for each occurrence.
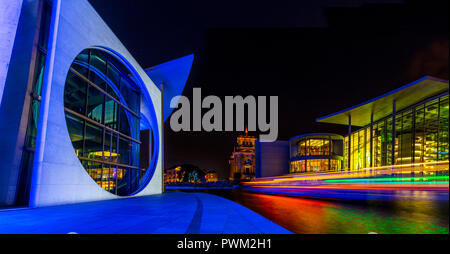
[289,133,344,143]
[145,54,194,122]
[316,76,449,127]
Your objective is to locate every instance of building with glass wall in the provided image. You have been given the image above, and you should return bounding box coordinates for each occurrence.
[317,76,448,171]
[0,0,193,207]
[289,133,344,173]
[64,48,145,196]
[255,76,448,178]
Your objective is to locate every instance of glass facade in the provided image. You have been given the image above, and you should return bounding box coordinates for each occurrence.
[343,93,449,170]
[64,48,143,196]
[16,0,52,206]
[290,134,344,173]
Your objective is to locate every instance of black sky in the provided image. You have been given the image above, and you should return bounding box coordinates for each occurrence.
[88,0,449,178]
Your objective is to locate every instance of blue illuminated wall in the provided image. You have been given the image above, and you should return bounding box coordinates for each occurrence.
[0,0,192,207]
[0,0,42,206]
[29,0,164,206]
[0,0,23,104]
[255,140,290,178]
[145,54,194,121]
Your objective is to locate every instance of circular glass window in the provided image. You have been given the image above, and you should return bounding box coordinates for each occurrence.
[64,48,154,196]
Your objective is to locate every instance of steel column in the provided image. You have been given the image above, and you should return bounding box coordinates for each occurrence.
[392,100,396,165]
[370,113,373,168]
[348,115,351,170]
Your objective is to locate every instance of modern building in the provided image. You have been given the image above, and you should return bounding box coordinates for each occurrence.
[229,129,256,180]
[317,76,448,171]
[205,170,218,182]
[253,76,448,179]
[289,133,344,173]
[0,0,192,207]
[164,165,182,184]
[163,164,205,184]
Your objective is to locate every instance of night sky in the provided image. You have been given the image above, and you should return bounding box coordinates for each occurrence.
[88,0,448,178]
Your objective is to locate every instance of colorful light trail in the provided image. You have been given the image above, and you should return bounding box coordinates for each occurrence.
[242,161,449,200]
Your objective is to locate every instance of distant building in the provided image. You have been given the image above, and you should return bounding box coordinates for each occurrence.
[229,129,256,180]
[164,164,206,184]
[255,134,344,177]
[205,169,218,182]
[164,166,182,184]
[289,133,344,173]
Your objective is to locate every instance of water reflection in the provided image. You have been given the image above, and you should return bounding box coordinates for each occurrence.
[198,190,449,234]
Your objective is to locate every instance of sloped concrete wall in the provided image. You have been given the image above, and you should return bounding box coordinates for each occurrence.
[0,0,23,104]
[30,0,162,206]
[0,0,40,206]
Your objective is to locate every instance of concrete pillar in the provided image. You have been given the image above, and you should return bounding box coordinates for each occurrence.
[370,113,373,168]
[392,100,396,165]
[30,0,61,207]
[348,115,351,170]
[328,135,331,171]
[0,0,41,206]
[161,82,164,192]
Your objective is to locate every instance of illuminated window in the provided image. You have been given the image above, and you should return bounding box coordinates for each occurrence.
[343,93,449,170]
[438,96,449,161]
[290,134,344,173]
[64,48,146,196]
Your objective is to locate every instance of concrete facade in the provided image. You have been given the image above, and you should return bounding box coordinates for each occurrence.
[0,0,42,206]
[255,140,290,178]
[0,0,191,207]
[0,0,24,104]
[29,0,161,207]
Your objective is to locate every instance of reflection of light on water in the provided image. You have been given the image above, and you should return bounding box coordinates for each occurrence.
[243,193,332,234]
[219,190,449,234]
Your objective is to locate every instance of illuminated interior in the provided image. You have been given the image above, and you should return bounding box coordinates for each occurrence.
[246,79,448,200]
[289,134,344,173]
[64,48,149,196]
[344,94,449,170]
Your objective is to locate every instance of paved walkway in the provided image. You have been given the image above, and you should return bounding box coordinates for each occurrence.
[0,192,291,234]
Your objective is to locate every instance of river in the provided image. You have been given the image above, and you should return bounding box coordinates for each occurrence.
[176,189,449,234]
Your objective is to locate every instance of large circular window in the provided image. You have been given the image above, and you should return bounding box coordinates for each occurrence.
[64,48,154,196]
